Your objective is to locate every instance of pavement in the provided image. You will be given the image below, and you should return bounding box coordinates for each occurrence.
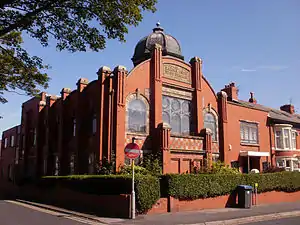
[243,216,300,225]
[2,199,300,225]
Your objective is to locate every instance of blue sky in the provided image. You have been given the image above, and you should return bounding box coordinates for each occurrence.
[1,0,300,136]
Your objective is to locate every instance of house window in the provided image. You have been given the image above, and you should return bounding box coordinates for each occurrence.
[73,119,76,137]
[88,153,95,174]
[162,95,191,135]
[33,128,37,146]
[54,156,59,176]
[10,136,15,147]
[274,126,297,150]
[4,138,8,148]
[240,122,258,144]
[43,158,47,175]
[276,159,284,167]
[292,131,297,149]
[70,155,75,175]
[15,147,19,164]
[92,114,97,134]
[127,99,147,133]
[204,113,217,141]
[284,129,290,149]
[275,130,283,149]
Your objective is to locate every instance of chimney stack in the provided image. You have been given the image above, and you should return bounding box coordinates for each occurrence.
[280,104,295,114]
[221,82,238,101]
[249,92,257,104]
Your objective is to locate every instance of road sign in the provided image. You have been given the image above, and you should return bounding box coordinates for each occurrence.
[125,143,140,159]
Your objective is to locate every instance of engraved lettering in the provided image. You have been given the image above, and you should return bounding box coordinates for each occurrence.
[163,64,191,84]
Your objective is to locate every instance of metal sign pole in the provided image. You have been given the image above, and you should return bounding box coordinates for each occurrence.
[131,158,135,219]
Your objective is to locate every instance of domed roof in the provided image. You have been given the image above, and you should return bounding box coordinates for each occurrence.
[132,23,184,66]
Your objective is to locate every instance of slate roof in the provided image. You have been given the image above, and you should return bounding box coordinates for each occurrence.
[230,99,300,125]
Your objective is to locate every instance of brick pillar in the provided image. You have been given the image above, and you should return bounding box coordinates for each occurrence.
[113,66,127,171]
[202,128,213,167]
[97,66,111,164]
[76,78,89,92]
[76,78,88,174]
[36,100,46,178]
[190,57,203,134]
[60,88,71,175]
[217,91,229,164]
[158,122,171,174]
[151,44,163,152]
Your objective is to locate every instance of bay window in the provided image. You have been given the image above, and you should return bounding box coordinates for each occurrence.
[274,125,297,150]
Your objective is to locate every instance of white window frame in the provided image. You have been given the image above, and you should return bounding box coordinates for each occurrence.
[10,135,15,147]
[4,138,8,148]
[240,121,259,144]
[276,157,300,171]
[274,124,296,150]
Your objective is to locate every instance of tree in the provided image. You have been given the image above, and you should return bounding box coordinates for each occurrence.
[0,0,157,103]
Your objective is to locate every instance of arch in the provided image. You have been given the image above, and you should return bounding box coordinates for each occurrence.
[203,105,218,142]
[125,92,150,134]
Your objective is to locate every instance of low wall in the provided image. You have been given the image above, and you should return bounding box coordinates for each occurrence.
[148,191,300,215]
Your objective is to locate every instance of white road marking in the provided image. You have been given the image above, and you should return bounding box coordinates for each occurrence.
[5,200,106,225]
[178,210,300,225]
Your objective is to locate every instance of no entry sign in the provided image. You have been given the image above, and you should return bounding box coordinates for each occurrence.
[125,143,140,159]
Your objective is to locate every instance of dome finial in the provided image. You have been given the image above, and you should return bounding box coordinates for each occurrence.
[153,21,164,32]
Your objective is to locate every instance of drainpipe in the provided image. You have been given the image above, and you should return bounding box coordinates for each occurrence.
[248,155,250,173]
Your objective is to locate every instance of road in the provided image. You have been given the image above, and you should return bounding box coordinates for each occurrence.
[0,200,101,225]
[244,216,300,225]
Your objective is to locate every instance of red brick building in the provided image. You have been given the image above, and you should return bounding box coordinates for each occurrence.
[0,125,20,181]
[2,24,300,179]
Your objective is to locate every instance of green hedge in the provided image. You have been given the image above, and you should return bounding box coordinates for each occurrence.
[41,174,160,213]
[163,172,300,200]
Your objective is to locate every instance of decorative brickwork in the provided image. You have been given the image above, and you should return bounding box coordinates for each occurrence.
[169,136,203,151]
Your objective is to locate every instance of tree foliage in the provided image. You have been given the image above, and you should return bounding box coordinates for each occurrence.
[0,0,157,103]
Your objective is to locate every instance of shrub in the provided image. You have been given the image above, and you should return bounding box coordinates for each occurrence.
[42,174,160,214]
[192,160,240,175]
[118,165,151,175]
[141,152,162,176]
[163,172,300,200]
[135,174,160,213]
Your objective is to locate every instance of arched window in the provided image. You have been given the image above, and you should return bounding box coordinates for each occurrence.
[204,113,217,141]
[162,95,191,135]
[127,99,147,133]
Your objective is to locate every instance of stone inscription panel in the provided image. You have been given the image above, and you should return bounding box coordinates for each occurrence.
[163,63,191,84]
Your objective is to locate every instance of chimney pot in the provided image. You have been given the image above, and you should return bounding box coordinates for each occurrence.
[280,104,295,114]
[249,92,257,104]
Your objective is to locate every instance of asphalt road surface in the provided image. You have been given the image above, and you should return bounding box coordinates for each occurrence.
[0,200,95,225]
[244,216,300,225]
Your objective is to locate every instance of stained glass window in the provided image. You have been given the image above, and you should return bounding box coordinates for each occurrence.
[162,95,191,135]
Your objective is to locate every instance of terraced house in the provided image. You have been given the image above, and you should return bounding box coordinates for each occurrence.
[1,24,300,180]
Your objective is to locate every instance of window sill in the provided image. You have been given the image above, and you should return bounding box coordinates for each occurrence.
[274,148,297,151]
[126,132,149,137]
[240,143,259,147]
[170,134,204,140]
